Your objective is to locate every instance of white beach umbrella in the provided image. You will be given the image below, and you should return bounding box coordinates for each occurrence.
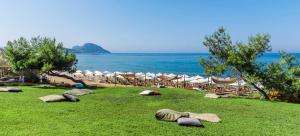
[136,72,144,76]
[156,73,162,76]
[116,75,125,79]
[105,73,114,77]
[167,73,176,78]
[76,70,82,73]
[74,72,83,76]
[190,79,202,83]
[185,77,194,82]
[94,71,103,76]
[115,71,123,75]
[198,78,209,83]
[193,75,204,79]
[126,72,133,74]
[103,71,110,74]
[146,72,155,77]
[180,74,190,78]
[229,80,247,86]
[145,76,154,80]
[85,71,93,76]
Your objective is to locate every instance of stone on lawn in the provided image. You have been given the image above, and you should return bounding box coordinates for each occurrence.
[39,95,66,102]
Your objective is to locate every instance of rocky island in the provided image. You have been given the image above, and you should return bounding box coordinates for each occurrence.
[67,43,110,54]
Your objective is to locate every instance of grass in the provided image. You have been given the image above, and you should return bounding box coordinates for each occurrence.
[0,86,300,136]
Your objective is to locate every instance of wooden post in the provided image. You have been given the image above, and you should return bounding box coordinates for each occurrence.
[176,74,179,88]
[183,75,186,89]
[133,72,136,86]
[114,72,117,86]
[144,73,147,87]
[21,70,24,83]
[154,73,156,87]
[237,75,240,95]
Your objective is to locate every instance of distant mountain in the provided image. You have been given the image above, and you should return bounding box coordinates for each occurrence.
[67,43,110,54]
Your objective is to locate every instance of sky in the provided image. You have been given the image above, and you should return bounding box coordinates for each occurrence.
[0,0,300,53]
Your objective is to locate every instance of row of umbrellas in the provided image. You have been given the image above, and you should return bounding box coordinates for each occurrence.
[72,70,247,86]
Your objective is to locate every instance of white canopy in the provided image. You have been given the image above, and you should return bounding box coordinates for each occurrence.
[229,80,247,86]
[94,71,103,76]
[76,70,82,73]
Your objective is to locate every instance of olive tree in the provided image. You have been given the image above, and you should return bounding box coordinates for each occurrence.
[200,27,300,101]
[4,36,86,86]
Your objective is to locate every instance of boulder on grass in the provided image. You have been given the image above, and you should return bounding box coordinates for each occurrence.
[39,95,66,102]
[177,117,204,127]
[63,93,80,102]
[189,113,221,123]
[155,109,189,122]
[64,89,94,96]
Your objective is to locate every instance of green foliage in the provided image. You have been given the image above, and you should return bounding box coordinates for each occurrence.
[4,37,35,71]
[4,36,77,74]
[0,49,9,66]
[201,27,300,101]
[261,52,300,101]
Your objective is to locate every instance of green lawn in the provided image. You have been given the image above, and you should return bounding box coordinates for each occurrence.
[0,86,300,136]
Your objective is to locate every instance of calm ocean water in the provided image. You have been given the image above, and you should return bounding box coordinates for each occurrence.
[76,53,300,75]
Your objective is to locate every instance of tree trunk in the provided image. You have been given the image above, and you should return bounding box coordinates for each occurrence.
[236,69,270,100]
[241,77,270,100]
[47,72,87,87]
[250,82,270,100]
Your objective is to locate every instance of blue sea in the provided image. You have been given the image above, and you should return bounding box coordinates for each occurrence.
[76,53,300,75]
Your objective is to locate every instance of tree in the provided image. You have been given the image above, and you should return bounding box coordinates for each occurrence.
[4,36,87,86]
[4,37,35,82]
[0,48,9,66]
[261,52,300,101]
[200,27,300,101]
